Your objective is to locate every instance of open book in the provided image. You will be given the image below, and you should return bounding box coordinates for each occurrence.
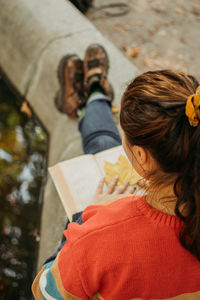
[49,145,143,221]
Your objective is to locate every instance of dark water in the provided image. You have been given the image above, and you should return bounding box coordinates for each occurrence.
[0,73,48,300]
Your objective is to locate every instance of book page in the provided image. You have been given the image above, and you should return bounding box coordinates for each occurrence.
[50,155,102,218]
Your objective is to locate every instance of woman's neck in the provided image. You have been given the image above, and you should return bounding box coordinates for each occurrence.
[145,183,177,216]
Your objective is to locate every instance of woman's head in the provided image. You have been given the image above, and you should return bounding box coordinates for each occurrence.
[120,70,200,260]
[120,70,199,178]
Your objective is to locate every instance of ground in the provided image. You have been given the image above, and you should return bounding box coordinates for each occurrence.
[87,0,200,80]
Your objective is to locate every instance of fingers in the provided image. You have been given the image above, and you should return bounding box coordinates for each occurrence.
[129,186,136,194]
[137,178,149,189]
[114,181,129,194]
[96,178,105,194]
[106,176,119,194]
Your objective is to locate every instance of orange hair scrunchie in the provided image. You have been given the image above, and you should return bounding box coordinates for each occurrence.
[185,86,200,127]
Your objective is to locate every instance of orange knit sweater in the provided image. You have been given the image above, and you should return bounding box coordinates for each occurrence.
[32,195,200,299]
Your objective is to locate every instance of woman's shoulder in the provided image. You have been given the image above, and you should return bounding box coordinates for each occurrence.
[83,194,145,223]
[64,195,146,245]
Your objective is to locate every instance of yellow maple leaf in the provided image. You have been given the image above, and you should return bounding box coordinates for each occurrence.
[104,155,141,186]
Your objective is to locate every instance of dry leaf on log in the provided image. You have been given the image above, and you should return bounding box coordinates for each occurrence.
[20,101,32,118]
[122,46,140,58]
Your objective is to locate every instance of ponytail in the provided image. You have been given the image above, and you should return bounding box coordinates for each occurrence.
[174,125,200,260]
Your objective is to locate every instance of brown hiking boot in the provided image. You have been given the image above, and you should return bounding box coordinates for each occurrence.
[83,44,114,100]
[55,54,85,119]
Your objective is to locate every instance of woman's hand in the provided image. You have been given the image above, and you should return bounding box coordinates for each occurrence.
[91,176,135,205]
[137,178,149,190]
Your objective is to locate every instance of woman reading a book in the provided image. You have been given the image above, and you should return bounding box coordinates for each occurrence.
[32,44,200,299]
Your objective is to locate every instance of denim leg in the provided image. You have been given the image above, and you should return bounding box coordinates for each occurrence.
[44,96,122,265]
[79,97,121,154]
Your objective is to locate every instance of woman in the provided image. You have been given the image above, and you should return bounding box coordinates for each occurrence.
[32,44,200,299]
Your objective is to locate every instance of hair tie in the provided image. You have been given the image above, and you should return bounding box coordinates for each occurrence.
[185,86,200,127]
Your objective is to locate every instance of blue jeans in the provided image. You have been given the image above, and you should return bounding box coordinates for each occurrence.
[79,96,121,154]
[45,95,121,264]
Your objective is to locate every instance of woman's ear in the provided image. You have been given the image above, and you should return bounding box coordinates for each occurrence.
[132,146,148,166]
[130,145,153,178]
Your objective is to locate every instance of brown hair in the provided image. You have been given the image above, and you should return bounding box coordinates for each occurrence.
[120,70,200,260]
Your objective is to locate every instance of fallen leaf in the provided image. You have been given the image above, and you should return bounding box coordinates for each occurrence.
[175,7,183,14]
[123,24,131,31]
[175,7,188,16]
[143,56,153,67]
[148,29,155,35]
[112,106,120,123]
[154,22,161,29]
[112,106,120,113]
[136,20,145,27]
[150,50,158,58]
[180,37,186,44]
[20,101,32,118]
[123,46,140,58]
[113,24,131,33]
[113,24,125,34]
